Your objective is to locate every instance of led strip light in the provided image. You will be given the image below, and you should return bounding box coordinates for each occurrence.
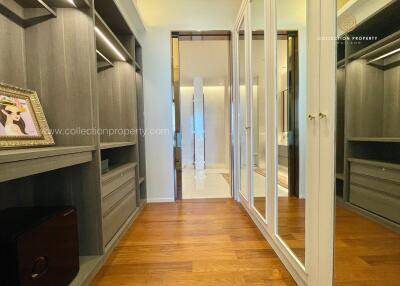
[95,26,126,61]
[368,47,400,63]
[96,49,113,66]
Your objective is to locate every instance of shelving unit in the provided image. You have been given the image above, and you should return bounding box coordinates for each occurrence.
[100,142,136,150]
[336,1,400,231]
[0,0,146,284]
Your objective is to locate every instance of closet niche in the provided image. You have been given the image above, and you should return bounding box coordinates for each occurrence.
[336,0,400,229]
[346,57,400,139]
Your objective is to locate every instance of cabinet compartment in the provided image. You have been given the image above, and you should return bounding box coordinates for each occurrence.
[102,191,136,247]
[349,184,400,224]
[349,159,400,224]
[101,163,136,197]
[102,179,135,215]
[350,160,400,184]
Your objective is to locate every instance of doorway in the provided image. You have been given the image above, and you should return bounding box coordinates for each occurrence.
[171,31,233,200]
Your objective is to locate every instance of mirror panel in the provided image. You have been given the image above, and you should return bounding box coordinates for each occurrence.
[238,18,248,200]
[276,0,306,264]
[251,0,266,219]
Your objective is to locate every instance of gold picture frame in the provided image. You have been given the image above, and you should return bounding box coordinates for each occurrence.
[0,83,54,148]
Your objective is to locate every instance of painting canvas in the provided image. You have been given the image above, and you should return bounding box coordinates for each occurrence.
[0,83,54,147]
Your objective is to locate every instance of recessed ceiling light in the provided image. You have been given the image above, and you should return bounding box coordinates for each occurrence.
[95,26,126,61]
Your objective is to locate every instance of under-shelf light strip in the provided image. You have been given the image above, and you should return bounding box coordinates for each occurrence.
[368,47,400,63]
[96,49,113,66]
[94,27,126,61]
[67,0,77,7]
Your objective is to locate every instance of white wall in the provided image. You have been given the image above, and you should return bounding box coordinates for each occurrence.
[137,0,241,201]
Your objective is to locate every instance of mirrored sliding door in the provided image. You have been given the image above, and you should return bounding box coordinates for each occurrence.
[238,18,249,201]
[250,0,267,220]
[275,0,306,265]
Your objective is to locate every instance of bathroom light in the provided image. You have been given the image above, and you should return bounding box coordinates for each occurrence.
[67,0,76,7]
[96,49,113,66]
[368,47,400,63]
[95,26,126,61]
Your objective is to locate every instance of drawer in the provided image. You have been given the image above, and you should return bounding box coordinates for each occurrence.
[350,173,400,198]
[102,163,136,197]
[103,191,136,246]
[349,184,400,224]
[350,161,400,184]
[102,179,136,215]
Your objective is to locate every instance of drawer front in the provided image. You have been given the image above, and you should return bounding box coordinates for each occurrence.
[103,191,136,246]
[103,179,136,215]
[351,162,400,184]
[349,184,400,224]
[350,173,400,198]
[102,164,135,197]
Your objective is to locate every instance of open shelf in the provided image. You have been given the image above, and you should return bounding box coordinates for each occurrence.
[0,146,95,182]
[100,142,136,150]
[348,137,400,143]
[95,12,133,63]
[14,0,57,16]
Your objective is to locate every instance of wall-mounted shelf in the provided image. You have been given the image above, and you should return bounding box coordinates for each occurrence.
[51,0,90,8]
[0,146,95,182]
[100,142,136,150]
[94,0,131,35]
[15,0,56,16]
[95,12,133,63]
[348,137,400,143]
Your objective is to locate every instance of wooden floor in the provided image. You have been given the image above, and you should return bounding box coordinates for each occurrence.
[334,205,400,285]
[253,197,400,285]
[91,199,296,286]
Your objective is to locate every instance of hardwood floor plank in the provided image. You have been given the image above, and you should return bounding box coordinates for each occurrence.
[91,199,296,286]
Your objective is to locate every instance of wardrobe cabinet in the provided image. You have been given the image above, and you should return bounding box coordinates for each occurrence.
[336,1,400,231]
[0,0,146,284]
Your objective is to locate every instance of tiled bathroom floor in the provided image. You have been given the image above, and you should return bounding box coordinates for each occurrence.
[182,168,231,199]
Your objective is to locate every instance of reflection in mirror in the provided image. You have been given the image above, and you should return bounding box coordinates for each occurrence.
[334,0,400,284]
[251,0,266,219]
[238,19,248,200]
[276,0,306,264]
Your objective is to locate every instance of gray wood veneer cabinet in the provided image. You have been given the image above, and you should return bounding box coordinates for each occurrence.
[335,2,400,231]
[0,0,146,284]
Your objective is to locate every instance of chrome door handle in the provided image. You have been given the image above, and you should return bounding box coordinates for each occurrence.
[319,112,327,119]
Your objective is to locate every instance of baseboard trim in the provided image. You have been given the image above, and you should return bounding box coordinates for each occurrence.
[73,203,146,286]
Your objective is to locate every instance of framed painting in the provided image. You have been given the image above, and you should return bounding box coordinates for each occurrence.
[0,83,54,148]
